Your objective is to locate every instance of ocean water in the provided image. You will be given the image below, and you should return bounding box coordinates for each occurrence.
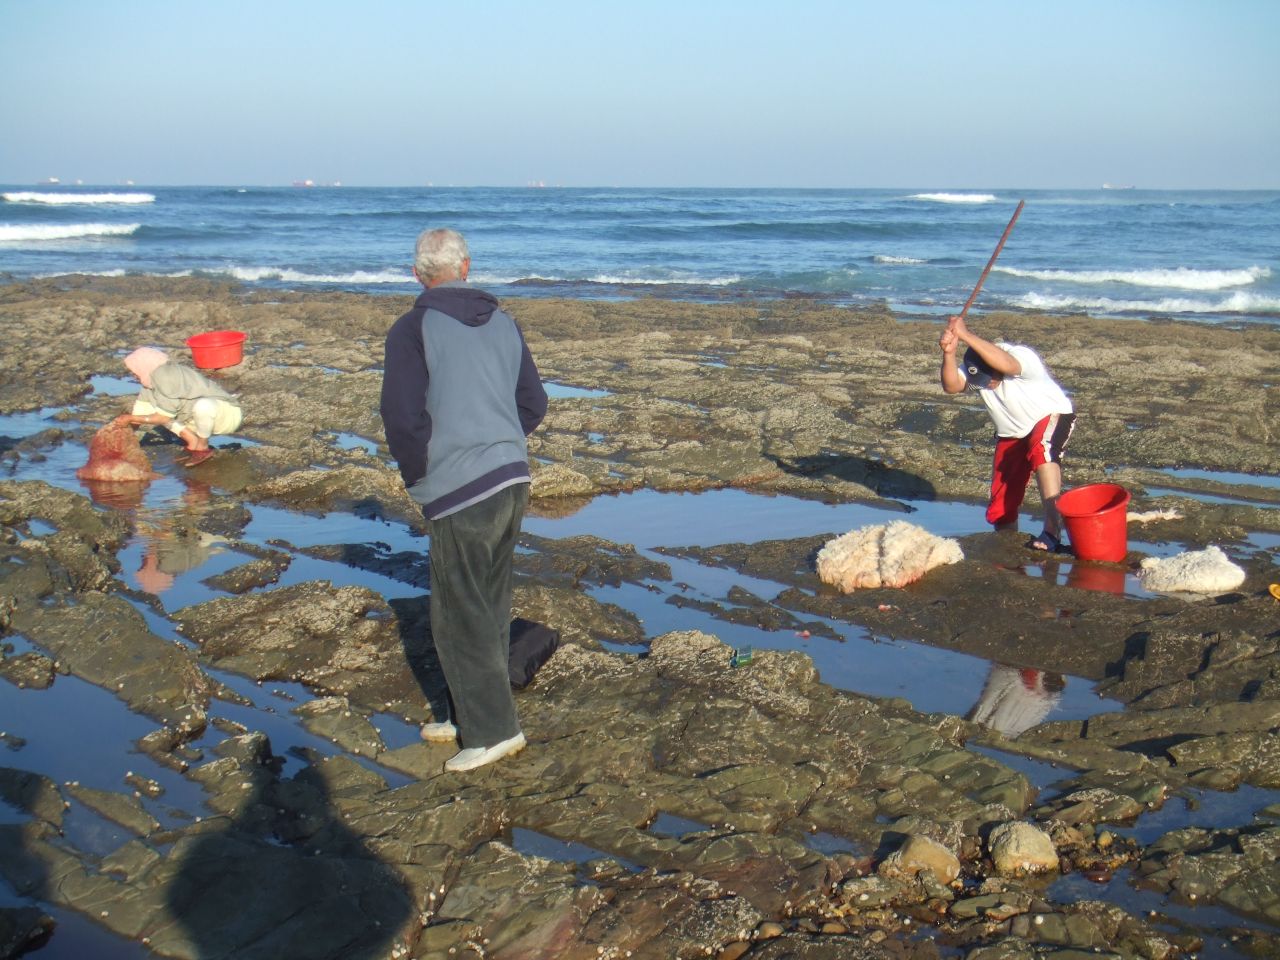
[1,185,1278,325]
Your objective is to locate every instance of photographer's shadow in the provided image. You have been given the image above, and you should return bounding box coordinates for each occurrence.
[161,741,413,959]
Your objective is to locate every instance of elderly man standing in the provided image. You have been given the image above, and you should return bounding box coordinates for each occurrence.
[380,228,548,772]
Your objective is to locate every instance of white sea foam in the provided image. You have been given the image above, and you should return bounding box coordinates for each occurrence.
[2,191,156,205]
[873,255,926,265]
[474,272,742,287]
[996,265,1269,291]
[34,269,195,279]
[909,192,998,204]
[0,223,140,242]
[1012,291,1280,315]
[222,266,411,284]
[35,269,128,278]
[586,273,740,286]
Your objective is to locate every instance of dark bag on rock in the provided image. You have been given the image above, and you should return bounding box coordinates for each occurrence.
[508,618,560,689]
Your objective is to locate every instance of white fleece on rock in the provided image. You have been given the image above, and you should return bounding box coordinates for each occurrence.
[1138,545,1246,594]
[817,520,963,591]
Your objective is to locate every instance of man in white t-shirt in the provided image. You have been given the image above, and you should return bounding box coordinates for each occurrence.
[939,315,1076,552]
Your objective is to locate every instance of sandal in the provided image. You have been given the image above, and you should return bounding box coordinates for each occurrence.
[180,448,214,467]
[1026,531,1064,553]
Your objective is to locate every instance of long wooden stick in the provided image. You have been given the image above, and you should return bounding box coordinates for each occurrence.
[957,199,1025,321]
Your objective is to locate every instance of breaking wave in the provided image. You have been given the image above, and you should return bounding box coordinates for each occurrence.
[873,255,926,265]
[2,191,156,204]
[35,269,128,278]
[476,272,742,287]
[26,267,745,288]
[34,269,193,279]
[0,223,141,242]
[220,266,411,284]
[1012,291,1280,315]
[996,265,1269,291]
[909,192,998,204]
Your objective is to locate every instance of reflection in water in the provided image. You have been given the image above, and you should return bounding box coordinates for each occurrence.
[524,494,592,520]
[132,481,228,595]
[83,476,228,595]
[1009,551,1149,599]
[968,664,1066,737]
[1065,561,1128,595]
[133,529,228,594]
[78,478,150,510]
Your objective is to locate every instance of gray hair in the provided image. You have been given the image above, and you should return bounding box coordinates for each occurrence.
[414,229,469,283]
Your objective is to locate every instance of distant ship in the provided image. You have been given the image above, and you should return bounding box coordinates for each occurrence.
[42,177,60,184]
[1101,183,1135,190]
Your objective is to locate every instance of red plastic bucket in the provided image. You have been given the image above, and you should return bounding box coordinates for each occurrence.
[186,330,246,369]
[1057,483,1130,563]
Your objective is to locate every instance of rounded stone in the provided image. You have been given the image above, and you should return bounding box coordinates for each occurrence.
[877,834,961,885]
[989,821,1059,876]
[755,921,785,940]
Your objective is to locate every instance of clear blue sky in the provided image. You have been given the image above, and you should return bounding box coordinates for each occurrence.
[2,0,1277,188]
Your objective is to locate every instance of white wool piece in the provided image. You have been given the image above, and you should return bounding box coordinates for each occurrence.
[1138,545,1246,594]
[817,520,963,592]
[1128,509,1183,524]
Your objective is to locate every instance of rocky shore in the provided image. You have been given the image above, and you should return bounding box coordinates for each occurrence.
[1,277,1278,959]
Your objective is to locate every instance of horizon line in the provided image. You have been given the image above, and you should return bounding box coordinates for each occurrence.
[4,181,1280,192]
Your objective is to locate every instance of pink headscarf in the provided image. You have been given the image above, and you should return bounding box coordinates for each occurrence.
[123,347,169,388]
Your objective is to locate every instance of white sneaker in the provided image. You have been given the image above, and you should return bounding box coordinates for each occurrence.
[444,733,526,772]
[419,720,458,743]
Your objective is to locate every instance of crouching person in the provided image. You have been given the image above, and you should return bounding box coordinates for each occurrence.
[380,228,548,773]
[939,315,1075,553]
[117,347,242,466]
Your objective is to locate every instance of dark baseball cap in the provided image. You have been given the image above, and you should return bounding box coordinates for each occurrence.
[963,347,998,388]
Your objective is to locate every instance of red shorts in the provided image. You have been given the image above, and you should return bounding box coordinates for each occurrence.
[986,413,1076,527]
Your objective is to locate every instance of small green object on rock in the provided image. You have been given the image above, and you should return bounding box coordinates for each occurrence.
[729,646,753,668]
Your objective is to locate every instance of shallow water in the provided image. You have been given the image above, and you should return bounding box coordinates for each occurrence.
[0,892,151,960]
[967,744,1075,793]
[647,812,713,839]
[1109,784,1280,846]
[1146,486,1279,508]
[0,408,81,438]
[1161,467,1280,490]
[329,431,379,455]
[1049,868,1276,947]
[544,381,612,399]
[90,374,140,397]
[509,826,642,878]
[1,638,205,817]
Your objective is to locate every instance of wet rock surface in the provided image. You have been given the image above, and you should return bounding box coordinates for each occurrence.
[0,278,1278,958]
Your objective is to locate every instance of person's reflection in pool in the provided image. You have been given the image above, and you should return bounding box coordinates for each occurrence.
[129,480,227,595]
[967,663,1065,737]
